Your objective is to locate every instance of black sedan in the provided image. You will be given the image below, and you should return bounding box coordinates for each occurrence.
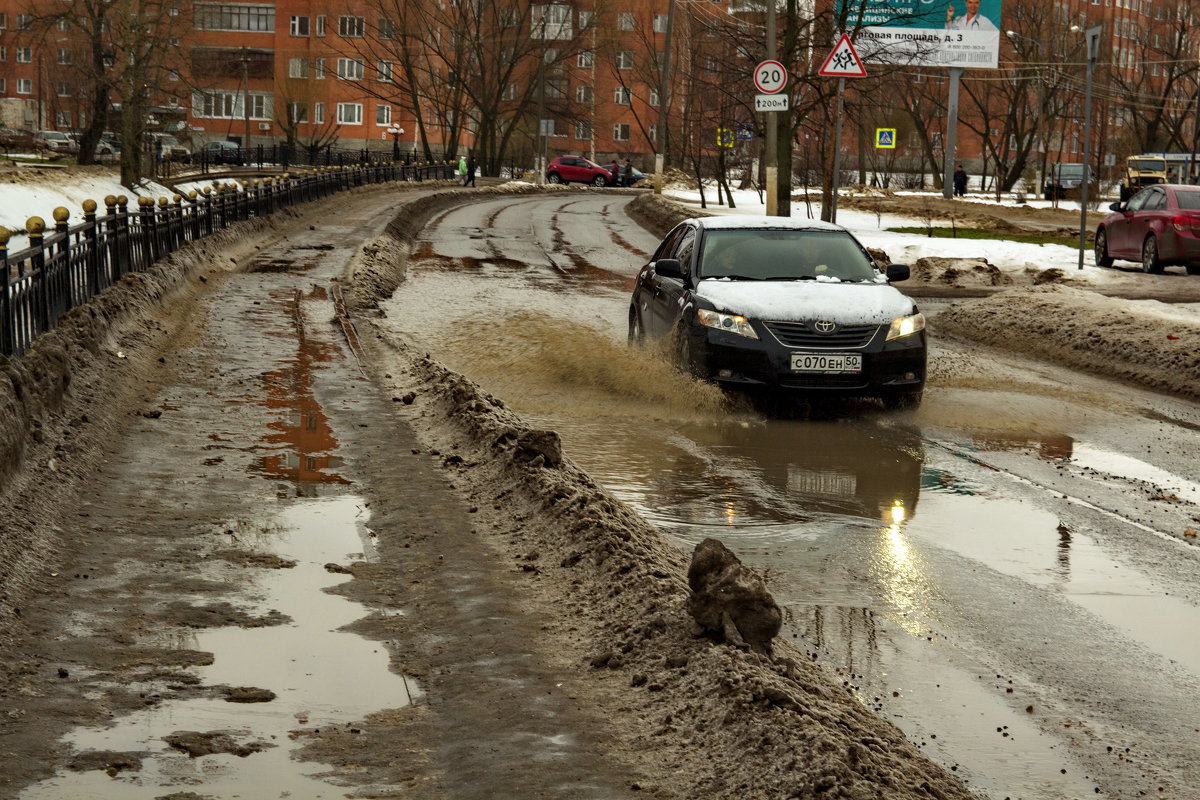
[193,140,247,166]
[628,216,926,409]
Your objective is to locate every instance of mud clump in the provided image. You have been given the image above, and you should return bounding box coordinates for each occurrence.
[164,730,274,758]
[687,538,782,655]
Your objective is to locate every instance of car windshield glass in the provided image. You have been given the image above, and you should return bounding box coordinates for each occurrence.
[1132,159,1165,171]
[1175,191,1200,210]
[699,229,877,282]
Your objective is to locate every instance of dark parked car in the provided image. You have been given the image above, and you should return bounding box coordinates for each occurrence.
[628,216,927,409]
[1094,184,1200,274]
[545,156,612,186]
[194,140,246,165]
[1043,162,1094,200]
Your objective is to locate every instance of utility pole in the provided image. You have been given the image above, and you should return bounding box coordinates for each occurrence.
[942,67,962,199]
[241,47,251,152]
[1078,25,1102,270]
[654,0,676,194]
[764,0,777,216]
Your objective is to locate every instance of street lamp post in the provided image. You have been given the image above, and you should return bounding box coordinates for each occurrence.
[386,123,404,161]
[1077,25,1102,271]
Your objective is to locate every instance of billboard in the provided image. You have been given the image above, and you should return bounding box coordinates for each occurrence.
[837,0,1003,70]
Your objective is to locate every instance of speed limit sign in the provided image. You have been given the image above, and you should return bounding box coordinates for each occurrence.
[754,60,787,94]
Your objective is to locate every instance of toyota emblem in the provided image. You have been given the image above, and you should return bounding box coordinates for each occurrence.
[813,320,837,334]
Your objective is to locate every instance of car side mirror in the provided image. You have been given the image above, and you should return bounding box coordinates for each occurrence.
[655,258,684,279]
[885,264,910,283]
[1109,202,1123,211]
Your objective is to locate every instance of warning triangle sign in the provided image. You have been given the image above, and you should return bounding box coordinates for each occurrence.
[818,34,867,78]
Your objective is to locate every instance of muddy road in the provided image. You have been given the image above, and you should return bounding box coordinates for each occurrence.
[0,182,1198,800]
[382,191,1200,799]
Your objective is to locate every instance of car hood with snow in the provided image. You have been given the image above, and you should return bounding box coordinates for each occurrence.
[695,278,916,325]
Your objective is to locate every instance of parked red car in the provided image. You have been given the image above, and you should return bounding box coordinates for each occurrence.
[1095,184,1200,274]
[545,156,613,186]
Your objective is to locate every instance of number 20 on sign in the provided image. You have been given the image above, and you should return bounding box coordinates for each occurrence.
[754,60,787,94]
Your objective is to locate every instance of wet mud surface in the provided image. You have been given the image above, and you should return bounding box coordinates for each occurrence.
[1,182,1198,800]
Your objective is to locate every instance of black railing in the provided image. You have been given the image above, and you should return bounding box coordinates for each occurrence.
[178,142,446,176]
[1,160,455,357]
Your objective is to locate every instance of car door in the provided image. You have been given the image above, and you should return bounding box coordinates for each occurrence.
[559,157,582,182]
[652,226,696,339]
[1108,187,1155,257]
[637,225,685,339]
[1127,187,1167,256]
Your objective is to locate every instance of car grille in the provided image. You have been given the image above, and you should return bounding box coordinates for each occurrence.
[763,321,880,349]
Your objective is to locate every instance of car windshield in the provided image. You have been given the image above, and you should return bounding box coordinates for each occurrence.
[1175,190,1200,210]
[1132,159,1165,171]
[44,132,68,140]
[699,229,878,282]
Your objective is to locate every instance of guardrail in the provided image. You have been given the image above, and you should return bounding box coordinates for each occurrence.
[1,160,455,357]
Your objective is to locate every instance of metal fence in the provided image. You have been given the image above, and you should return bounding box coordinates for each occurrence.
[1,160,455,358]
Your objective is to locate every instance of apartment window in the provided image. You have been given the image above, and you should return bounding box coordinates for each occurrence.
[194,90,271,119]
[0,79,6,93]
[337,102,362,124]
[315,15,325,36]
[377,61,393,82]
[17,79,32,94]
[56,48,71,64]
[337,58,364,80]
[501,82,516,100]
[17,47,31,64]
[170,5,179,15]
[531,4,571,39]
[579,10,594,27]
[616,51,633,69]
[55,110,71,127]
[56,18,69,31]
[338,15,364,37]
[55,81,70,96]
[613,123,630,141]
[500,9,518,26]
[0,13,6,28]
[0,47,7,61]
[290,15,309,36]
[170,37,180,46]
[287,102,308,123]
[288,57,307,78]
[169,70,178,82]
[653,14,669,32]
[649,88,660,106]
[703,55,717,72]
[17,13,31,29]
[315,58,326,79]
[577,50,593,68]
[314,102,325,123]
[194,4,274,31]
[378,17,395,39]
[617,12,635,30]
[648,124,656,143]
[376,105,391,125]
[576,84,592,103]
[575,122,591,140]
[614,86,630,105]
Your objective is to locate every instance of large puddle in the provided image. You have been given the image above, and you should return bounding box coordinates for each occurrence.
[20,495,412,799]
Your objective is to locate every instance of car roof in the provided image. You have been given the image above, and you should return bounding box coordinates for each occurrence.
[688,215,848,233]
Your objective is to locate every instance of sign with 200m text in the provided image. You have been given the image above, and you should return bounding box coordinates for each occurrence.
[755,94,789,112]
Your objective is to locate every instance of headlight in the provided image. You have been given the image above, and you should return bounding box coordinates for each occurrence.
[697,308,759,339]
[886,312,925,341]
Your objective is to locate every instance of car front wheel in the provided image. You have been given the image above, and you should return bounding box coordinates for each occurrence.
[1094,229,1114,268]
[547,173,563,184]
[1142,236,1165,273]
[627,308,645,348]
[592,175,607,187]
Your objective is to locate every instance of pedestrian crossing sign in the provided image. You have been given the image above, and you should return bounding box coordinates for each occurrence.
[875,128,896,149]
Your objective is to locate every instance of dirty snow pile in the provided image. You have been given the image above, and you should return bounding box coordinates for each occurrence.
[935,285,1200,402]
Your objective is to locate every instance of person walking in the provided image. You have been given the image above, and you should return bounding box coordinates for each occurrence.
[953,164,968,197]
[609,159,620,186]
[623,159,635,187]
[464,155,477,187]
[457,154,467,184]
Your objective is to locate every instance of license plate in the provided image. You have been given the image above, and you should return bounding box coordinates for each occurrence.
[790,352,862,373]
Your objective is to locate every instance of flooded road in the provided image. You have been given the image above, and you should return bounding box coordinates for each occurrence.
[380,192,1200,799]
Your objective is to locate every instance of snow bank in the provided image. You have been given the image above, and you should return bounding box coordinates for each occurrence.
[934,285,1200,401]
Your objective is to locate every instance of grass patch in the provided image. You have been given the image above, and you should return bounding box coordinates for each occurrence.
[886,226,1086,247]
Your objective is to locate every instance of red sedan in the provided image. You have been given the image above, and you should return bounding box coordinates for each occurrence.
[1094,184,1200,274]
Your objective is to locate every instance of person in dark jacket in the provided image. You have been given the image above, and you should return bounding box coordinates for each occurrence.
[609,159,620,186]
[953,164,968,197]
[464,155,477,187]
[623,159,635,187]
